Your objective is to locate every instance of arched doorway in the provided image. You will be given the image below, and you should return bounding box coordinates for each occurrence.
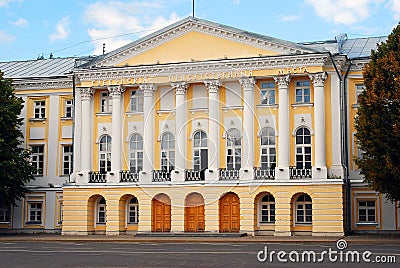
[185,193,205,232]
[152,194,171,232]
[219,192,240,233]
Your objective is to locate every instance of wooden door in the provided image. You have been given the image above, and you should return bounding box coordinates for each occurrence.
[152,197,171,232]
[185,193,205,232]
[219,193,240,233]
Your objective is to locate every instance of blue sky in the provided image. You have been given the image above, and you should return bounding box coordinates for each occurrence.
[0,0,399,62]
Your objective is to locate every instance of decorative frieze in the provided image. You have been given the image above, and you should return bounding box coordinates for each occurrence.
[13,80,72,90]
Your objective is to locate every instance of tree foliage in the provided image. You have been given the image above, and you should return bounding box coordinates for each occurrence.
[0,71,35,207]
[355,23,400,202]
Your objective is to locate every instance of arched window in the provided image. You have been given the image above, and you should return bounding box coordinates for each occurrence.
[295,127,311,169]
[97,197,106,224]
[161,132,175,172]
[260,127,276,169]
[193,131,208,171]
[127,197,139,224]
[99,135,111,173]
[129,134,143,173]
[295,194,312,224]
[226,128,241,170]
[260,194,275,223]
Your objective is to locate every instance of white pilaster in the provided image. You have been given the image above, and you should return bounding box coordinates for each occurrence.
[78,87,94,184]
[239,77,256,181]
[108,85,125,183]
[171,82,188,182]
[330,73,344,178]
[140,84,155,183]
[274,75,291,180]
[204,80,221,181]
[309,72,328,179]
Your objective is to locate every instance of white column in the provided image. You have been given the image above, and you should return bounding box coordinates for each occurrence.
[140,84,155,183]
[274,75,291,180]
[204,80,220,181]
[309,72,328,179]
[171,82,188,182]
[78,87,94,183]
[239,77,256,180]
[108,85,124,182]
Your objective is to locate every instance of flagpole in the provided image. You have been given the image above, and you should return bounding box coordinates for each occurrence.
[192,0,195,17]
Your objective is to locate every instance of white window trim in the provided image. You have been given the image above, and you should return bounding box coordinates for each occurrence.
[294,80,311,104]
[61,145,73,176]
[226,128,242,170]
[260,127,276,169]
[353,193,380,227]
[95,198,106,225]
[258,195,275,226]
[126,197,139,225]
[100,91,112,113]
[64,99,74,118]
[33,100,46,119]
[129,134,143,173]
[293,195,312,226]
[27,202,43,224]
[193,131,208,171]
[30,144,45,177]
[0,207,11,224]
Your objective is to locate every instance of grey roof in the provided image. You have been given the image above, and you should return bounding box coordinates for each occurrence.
[340,36,387,59]
[0,57,78,79]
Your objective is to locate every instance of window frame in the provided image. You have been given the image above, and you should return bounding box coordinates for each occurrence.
[355,84,365,104]
[64,99,74,118]
[295,80,311,103]
[193,130,208,171]
[260,82,276,105]
[61,145,73,176]
[226,128,241,170]
[130,90,144,112]
[160,132,175,172]
[31,145,45,176]
[127,197,139,224]
[27,202,43,224]
[260,127,276,170]
[96,198,106,224]
[0,207,11,223]
[34,100,46,119]
[129,134,143,173]
[259,194,275,224]
[100,91,112,113]
[357,200,377,224]
[294,194,312,225]
[295,127,312,169]
[99,135,111,173]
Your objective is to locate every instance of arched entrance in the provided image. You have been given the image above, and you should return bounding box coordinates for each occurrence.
[219,192,240,233]
[152,194,171,232]
[185,193,205,232]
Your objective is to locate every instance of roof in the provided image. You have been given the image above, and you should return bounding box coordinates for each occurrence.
[0,57,78,79]
[340,36,387,59]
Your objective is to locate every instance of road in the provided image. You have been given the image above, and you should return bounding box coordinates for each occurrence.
[0,241,399,267]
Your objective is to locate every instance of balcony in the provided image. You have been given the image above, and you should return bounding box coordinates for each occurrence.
[185,169,205,181]
[120,170,139,183]
[152,170,171,182]
[88,171,107,183]
[219,168,239,180]
[289,166,312,179]
[254,167,275,180]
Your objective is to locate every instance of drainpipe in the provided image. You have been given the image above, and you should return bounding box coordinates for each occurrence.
[329,52,352,235]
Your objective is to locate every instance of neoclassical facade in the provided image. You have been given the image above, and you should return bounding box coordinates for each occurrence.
[1,17,398,235]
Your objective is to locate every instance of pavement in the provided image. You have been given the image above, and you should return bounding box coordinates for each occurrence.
[0,233,400,244]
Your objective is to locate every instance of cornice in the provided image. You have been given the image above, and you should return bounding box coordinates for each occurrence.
[75,54,329,82]
[94,20,315,68]
[13,80,72,91]
[350,59,370,72]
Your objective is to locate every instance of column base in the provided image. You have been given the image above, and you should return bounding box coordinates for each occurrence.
[312,167,327,179]
[275,167,290,180]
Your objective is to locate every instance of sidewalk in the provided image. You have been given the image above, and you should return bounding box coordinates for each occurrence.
[0,233,399,245]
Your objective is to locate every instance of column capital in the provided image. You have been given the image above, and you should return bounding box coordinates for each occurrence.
[239,77,256,90]
[273,74,291,88]
[79,87,94,99]
[309,72,327,87]
[139,83,155,97]
[108,85,125,97]
[171,82,188,95]
[204,79,221,94]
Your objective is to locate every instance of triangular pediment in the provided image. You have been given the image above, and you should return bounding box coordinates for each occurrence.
[89,17,319,68]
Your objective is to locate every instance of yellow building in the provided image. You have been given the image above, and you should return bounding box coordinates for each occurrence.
[1,17,398,235]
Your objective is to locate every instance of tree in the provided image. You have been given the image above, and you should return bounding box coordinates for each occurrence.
[0,71,35,208]
[355,23,400,202]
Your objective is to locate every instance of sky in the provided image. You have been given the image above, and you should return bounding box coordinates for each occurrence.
[0,0,399,62]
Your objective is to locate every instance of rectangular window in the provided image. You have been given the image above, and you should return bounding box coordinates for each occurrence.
[62,145,73,175]
[28,203,42,223]
[100,92,112,113]
[34,101,46,119]
[358,200,376,223]
[295,80,311,103]
[0,207,11,223]
[130,90,144,112]
[261,204,275,223]
[260,82,275,105]
[64,99,74,118]
[31,145,44,176]
[356,84,365,104]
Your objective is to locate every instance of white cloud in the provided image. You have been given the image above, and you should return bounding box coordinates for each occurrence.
[277,14,302,22]
[0,0,22,8]
[10,18,28,27]
[84,1,181,55]
[233,0,240,4]
[305,0,384,25]
[50,17,70,42]
[388,0,400,19]
[0,30,15,42]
